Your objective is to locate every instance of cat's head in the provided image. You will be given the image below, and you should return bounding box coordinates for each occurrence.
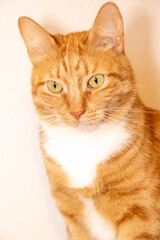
[18,2,136,129]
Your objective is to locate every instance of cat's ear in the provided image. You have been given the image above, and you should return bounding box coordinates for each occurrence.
[89,2,124,53]
[18,17,57,66]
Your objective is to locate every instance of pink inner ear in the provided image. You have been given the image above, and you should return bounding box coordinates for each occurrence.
[89,2,124,53]
[18,17,57,66]
[97,36,115,48]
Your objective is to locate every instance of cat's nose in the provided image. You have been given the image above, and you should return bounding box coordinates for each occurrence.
[69,110,85,120]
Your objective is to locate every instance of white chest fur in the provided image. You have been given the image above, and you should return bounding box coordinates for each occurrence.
[42,122,130,188]
[82,197,115,240]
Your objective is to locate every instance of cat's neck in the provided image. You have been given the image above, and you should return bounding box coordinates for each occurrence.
[41,120,131,189]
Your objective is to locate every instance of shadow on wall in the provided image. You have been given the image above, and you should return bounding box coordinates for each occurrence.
[126,7,160,109]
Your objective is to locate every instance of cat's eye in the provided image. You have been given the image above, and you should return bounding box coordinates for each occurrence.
[88,74,104,89]
[47,81,63,93]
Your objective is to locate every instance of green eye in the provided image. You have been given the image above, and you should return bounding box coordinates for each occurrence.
[47,81,63,93]
[88,74,104,89]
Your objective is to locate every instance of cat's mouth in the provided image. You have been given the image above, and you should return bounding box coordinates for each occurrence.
[62,115,107,131]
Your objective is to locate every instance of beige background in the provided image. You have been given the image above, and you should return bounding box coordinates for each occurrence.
[0,0,160,239]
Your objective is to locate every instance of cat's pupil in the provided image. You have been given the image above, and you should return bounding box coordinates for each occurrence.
[54,82,56,88]
[94,77,98,84]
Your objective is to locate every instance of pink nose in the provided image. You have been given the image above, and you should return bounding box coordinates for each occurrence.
[69,110,85,120]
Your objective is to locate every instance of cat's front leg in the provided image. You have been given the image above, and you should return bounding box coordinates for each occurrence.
[64,217,91,240]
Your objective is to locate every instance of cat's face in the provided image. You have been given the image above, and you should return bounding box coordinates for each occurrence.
[31,37,134,128]
[19,2,136,129]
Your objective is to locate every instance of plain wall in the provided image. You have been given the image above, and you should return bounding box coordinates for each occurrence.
[0,0,160,239]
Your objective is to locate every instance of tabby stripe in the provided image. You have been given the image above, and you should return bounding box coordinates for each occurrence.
[116,205,150,226]
[107,72,124,80]
[135,233,156,240]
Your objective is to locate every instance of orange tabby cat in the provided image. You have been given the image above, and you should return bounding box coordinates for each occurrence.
[18,2,160,239]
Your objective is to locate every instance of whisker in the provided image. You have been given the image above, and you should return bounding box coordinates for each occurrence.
[103,112,160,136]
[101,107,159,114]
[31,118,60,139]
[39,114,57,119]
[32,120,62,152]
[103,114,160,154]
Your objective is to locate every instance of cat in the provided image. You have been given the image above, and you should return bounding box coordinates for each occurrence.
[18,2,160,240]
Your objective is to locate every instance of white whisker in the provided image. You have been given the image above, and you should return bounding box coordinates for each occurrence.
[32,120,62,152]
[103,112,160,136]
[103,114,160,154]
[39,114,57,119]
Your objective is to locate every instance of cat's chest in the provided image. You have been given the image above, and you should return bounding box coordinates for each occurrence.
[42,122,130,188]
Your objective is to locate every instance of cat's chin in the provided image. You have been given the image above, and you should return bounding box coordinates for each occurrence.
[73,122,102,131]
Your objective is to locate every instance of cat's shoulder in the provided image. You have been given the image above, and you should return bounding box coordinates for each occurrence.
[152,110,160,143]
[145,107,160,146]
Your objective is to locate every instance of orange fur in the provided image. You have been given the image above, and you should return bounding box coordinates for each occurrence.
[18,2,160,239]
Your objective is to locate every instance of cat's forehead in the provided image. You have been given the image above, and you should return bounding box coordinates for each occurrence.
[51,32,96,80]
[41,32,122,83]
[53,31,88,50]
